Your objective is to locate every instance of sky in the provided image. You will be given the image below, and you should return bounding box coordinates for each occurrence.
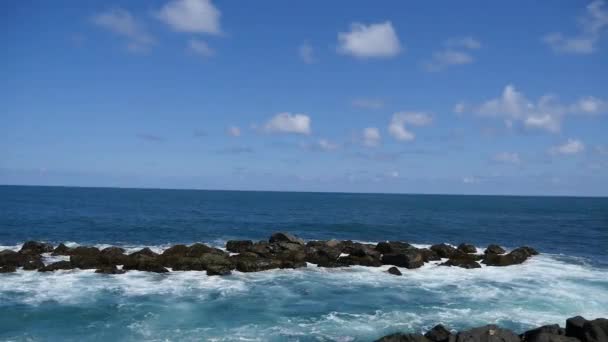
[1,0,608,196]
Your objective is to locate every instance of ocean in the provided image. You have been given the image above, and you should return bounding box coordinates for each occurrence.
[1,185,607,341]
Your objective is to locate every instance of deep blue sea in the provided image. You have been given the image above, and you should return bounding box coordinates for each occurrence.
[1,185,607,341]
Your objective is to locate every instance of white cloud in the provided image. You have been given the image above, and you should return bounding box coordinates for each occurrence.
[188,39,215,57]
[298,42,315,64]
[352,98,384,110]
[157,0,221,34]
[227,126,241,137]
[337,21,402,58]
[388,170,399,178]
[388,112,432,141]
[543,0,608,54]
[425,36,481,71]
[461,84,606,133]
[264,113,311,135]
[92,8,154,52]
[362,127,381,147]
[550,139,585,155]
[462,176,480,184]
[303,139,338,152]
[453,102,466,114]
[493,152,521,164]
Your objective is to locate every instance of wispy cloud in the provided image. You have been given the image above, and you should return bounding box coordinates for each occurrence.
[550,139,585,155]
[92,8,154,52]
[216,146,254,154]
[388,112,433,142]
[188,38,215,57]
[362,127,381,147]
[352,98,384,110]
[424,36,481,72]
[298,41,316,64]
[543,0,608,54]
[137,133,165,142]
[493,152,521,164]
[227,126,241,137]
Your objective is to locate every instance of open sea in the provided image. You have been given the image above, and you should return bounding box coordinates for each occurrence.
[0,185,607,341]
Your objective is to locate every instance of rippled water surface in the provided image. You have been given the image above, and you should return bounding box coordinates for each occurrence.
[1,186,607,341]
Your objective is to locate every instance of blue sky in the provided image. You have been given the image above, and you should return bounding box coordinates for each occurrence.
[1,0,607,196]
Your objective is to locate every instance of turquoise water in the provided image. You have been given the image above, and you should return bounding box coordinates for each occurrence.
[1,186,607,341]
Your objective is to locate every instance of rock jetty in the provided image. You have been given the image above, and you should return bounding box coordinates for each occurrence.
[375,316,608,342]
[0,232,539,276]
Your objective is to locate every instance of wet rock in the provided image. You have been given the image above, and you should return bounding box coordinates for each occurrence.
[339,254,382,267]
[95,265,126,274]
[440,259,481,269]
[52,243,72,255]
[376,333,431,342]
[0,250,41,268]
[269,232,305,245]
[70,254,103,269]
[456,325,520,342]
[484,244,506,255]
[130,247,158,258]
[206,264,232,276]
[171,257,206,271]
[566,317,608,342]
[387,266,402,276]
[425,324,453,342]
[226,240,253,253]
[39,261,73,272]
[70,246,101,257]
[523,333,579,342]
[234,256,282,272]
[376,241,412,254]
[99,247,128,265]
[430,244,457,259]
[457,243,477,254]
[23,259,45,270]
[424,324,456,342]
[305,244,342,266]
[522,325,573,342]
[19,241,54,255]
[187,243,222,257]
[123,255,168,273]
[483,246,537,267]
[381,249,424,269]
[0,265,17,273]
[279,260,307,269]
[420,248,441,262]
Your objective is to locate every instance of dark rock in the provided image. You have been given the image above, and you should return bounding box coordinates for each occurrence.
[226,240,253,253]
[430,244,457,259]
[350,244,381,258]
[483,246,537,267]
[420,248,441,262]
[566,316,587,340]
[440,259,481,269]
[52,243,72,255]
[457,243,477,254]
[376,333,431,342]
[339,254,382,267]
[387,266,402,276]
[206,264,232,276]
[580,318,608,342]
[123,255,168,273]
[456,325,520,342]
[70,246,101,257]
[130,247,158,258]
[484,244,506,255]
[425,324,452,342]
[171,257,206,271]
[522,325,564,342]
[70,254,103,269]
[95,265,126,274]
[381,249,424,269]
[187,243,221,257]
[99,247,128,265]
[279,260,307,269]
[249,242,274,258]
[19,241,54,255]
[376,241,412,254]
[101,247,126,255]
[235,257,282,272]
[524,333,578,342]
[1,250,28,267]
[162,245,189,257]
[269,232,305,245]
[39,261,73,272]
[23,259,45,270]
[0,265,17,273]
[305,244,342,266]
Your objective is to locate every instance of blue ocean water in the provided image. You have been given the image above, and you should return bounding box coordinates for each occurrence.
[1,185,607,341]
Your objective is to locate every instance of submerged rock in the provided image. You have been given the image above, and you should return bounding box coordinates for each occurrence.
[387,266,402,276]
[0,265,17,273]
[95,265,126,274]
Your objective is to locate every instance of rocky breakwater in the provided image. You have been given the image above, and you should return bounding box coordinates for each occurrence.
[0,232,539,275]
[375,316,608,342]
